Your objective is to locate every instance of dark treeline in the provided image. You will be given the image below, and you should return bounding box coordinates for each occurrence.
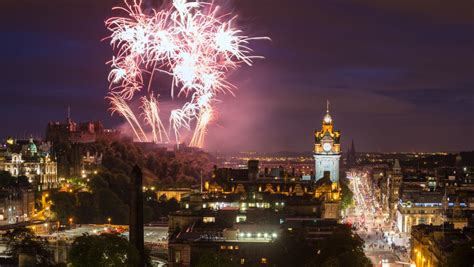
[51,138,212,225]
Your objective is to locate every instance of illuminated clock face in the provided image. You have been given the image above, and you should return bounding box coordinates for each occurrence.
[323,143,332,152]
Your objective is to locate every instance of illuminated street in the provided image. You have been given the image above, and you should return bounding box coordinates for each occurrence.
[344,171,410,266]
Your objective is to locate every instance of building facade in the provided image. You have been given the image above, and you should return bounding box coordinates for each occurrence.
[396,190,469,233]
[387,159,402,219]
[0,189,35,224]
[0,138,58,190]
[410,223,472,267]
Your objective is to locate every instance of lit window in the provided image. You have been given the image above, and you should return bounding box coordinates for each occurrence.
[203,216,215,223]
[240,258,245,264]
[175,251,181,263]
[261,257,268,264]
[236,215,247,223]
[235,246,239,250]
[228,246,233,250]
[220,245,226,250]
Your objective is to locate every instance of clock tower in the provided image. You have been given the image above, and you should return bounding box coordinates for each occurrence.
[314,101,341,182]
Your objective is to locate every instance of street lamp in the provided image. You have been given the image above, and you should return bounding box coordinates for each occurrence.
[69,217,73,225]
[108,217,112,225]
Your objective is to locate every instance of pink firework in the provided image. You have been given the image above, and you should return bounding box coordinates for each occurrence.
[106,0,268,148]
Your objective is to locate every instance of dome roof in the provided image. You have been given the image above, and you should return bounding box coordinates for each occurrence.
[28,138,37,154]
[323,113,332,125]
[322,100,333,125]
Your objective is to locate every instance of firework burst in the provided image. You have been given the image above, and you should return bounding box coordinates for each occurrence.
[106,0,268,148]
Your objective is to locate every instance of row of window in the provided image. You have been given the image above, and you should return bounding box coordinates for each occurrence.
[220,245,239,250]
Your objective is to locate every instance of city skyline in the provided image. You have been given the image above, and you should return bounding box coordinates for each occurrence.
[0,0,472,153]
[0,1,472,266]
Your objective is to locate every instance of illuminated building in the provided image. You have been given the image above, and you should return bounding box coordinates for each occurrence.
[168,216,277,266]
[0,138,58,190]
[396,191,468,233]
[410,223,471,267]
[0,188,35,224]
[168,205,341,266]
[314,101,341,183]
[156,188,192,202]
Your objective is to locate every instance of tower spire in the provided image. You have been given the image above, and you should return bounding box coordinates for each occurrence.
[323,100,333,125]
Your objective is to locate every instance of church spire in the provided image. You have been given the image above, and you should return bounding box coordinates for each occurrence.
[347,139,357,167]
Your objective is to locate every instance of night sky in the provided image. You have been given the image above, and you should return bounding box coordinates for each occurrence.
[0,0,472,153]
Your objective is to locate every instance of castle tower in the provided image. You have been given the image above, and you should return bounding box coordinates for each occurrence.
[314,101,341,183]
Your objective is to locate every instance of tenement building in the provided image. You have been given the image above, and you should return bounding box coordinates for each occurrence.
[410,223,473,267]
[0,188,35,224]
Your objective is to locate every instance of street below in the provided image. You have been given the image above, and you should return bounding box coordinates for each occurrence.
[343,171,411,267]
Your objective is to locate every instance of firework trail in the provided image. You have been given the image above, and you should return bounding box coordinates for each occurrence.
[141,94,169,143]
[106,0,268,148]
[108,93,148,141]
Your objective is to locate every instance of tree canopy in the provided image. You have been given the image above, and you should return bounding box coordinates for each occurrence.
[50,191,76,225]
[340,173,354,210]
[68,233,143,267]
[271,225,371,267]
[4,227,54,267]
[49,138,204,225]
[195,251,239,267]
[0,171,31,188]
